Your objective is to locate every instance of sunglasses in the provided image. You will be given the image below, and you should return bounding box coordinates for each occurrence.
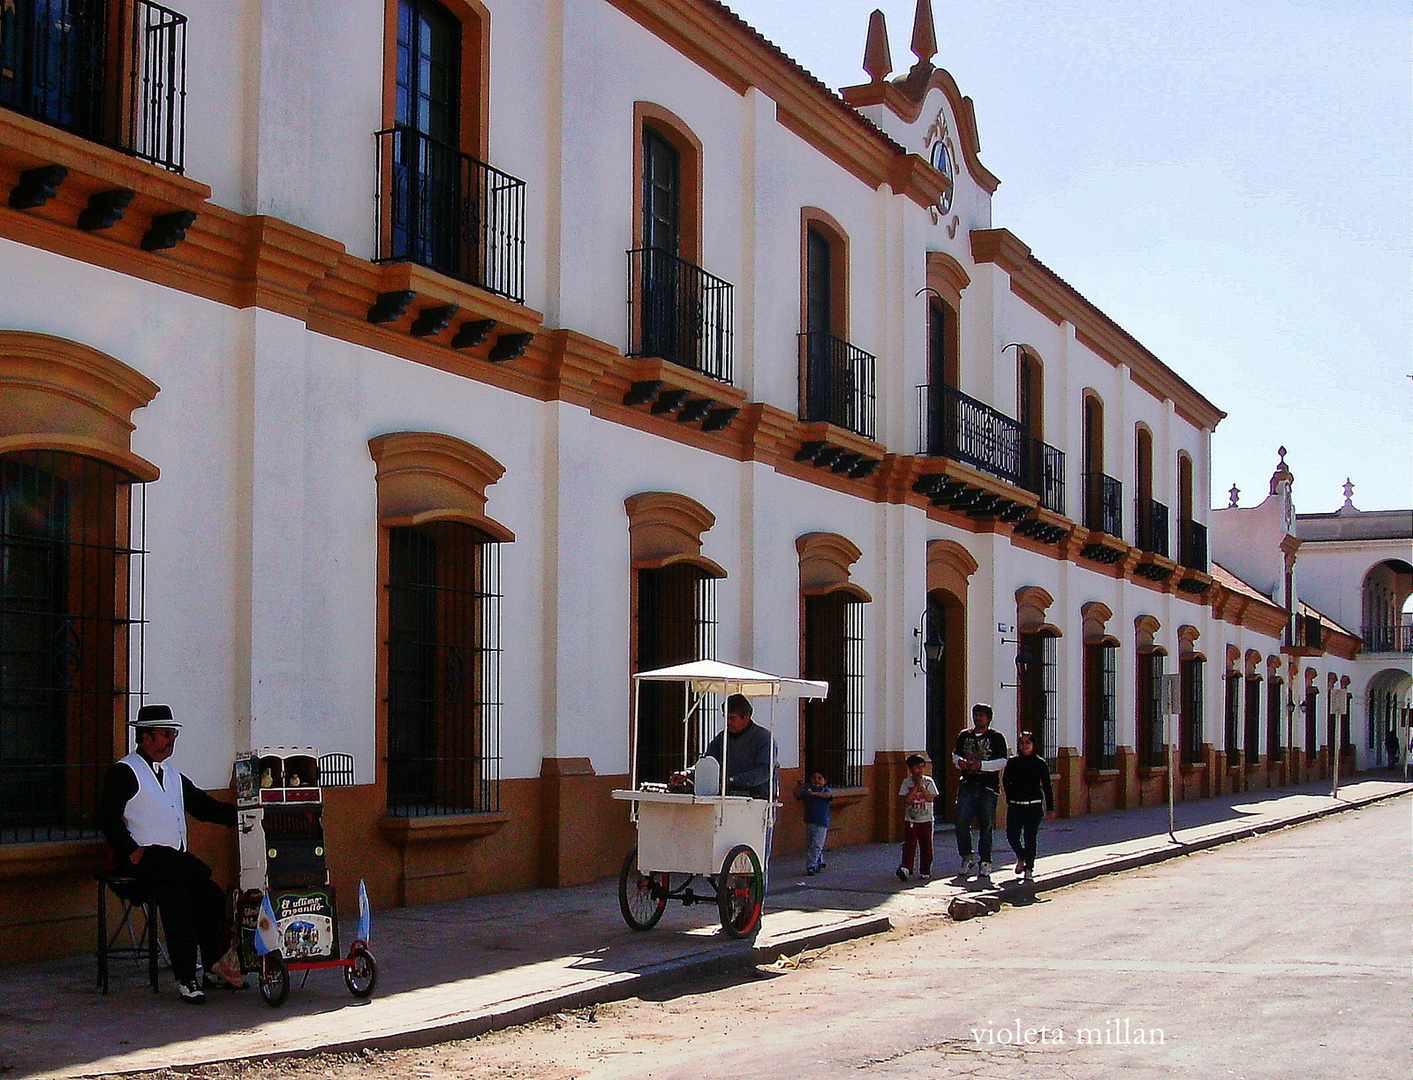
[143,727,179,738]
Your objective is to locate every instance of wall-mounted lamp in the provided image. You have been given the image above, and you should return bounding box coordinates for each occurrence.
[913,608,944,674]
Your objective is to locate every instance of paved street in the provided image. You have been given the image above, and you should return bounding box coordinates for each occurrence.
[76,792,1413,1080]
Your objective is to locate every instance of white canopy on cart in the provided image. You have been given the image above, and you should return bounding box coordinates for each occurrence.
[632,660,828,700]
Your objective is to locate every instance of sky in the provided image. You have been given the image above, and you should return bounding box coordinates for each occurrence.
[724,0,1412,515]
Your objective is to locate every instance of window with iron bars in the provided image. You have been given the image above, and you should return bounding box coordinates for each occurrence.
[385,522,501,816]
[804,593,866,788]
[1303,688,1318,757]
[635,565,717,784]
[1224,672,1241,766]
[1084,642,1116,769]
[1018,631,1059,761]
[1266,677,1284,762]
[1136,650,1166,768]
[1180,656,1204,765]
[1,450,145,843]
[1244,675,1262,766]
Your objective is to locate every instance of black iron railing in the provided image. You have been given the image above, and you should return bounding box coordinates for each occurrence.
[1362,622,1413,652]
[917,384,1066,515]
[626,248,734,384]
[799,332,876,439]
[1287,613,1324,650]
[0,0,187,172]
[1136,497,1169,556]
[375,126,526,303]
[1085,472,1122,537]
[1178,519,1208,572]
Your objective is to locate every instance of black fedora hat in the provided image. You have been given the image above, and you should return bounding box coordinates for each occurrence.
[131,704,182,730]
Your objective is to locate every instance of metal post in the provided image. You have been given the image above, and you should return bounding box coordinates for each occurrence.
[1164,672,1180,840]
[1331,687,1348,798]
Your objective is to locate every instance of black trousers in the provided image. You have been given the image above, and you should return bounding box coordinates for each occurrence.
[133,845,229,983]
[1005,802,1045,871]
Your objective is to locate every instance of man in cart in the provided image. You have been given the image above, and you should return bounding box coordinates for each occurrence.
[704,693,778,799]
[98,704,244,1003]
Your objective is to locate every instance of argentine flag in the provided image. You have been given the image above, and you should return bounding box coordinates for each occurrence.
[357,879,371,944]
[253,892,281,956]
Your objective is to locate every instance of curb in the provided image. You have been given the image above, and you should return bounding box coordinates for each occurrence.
[995,785,1410,900]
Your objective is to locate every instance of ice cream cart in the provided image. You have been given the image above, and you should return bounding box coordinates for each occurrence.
[233,748,378,1006]
[611,661,828,938]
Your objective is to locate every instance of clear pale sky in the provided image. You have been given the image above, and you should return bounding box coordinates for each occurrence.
[724,0,1412,514]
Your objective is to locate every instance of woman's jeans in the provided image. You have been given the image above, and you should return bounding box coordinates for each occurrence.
[1006,801,1044,870]
[955,783,998,863]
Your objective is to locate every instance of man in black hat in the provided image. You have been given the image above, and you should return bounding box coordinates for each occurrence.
[98,704,241,1003]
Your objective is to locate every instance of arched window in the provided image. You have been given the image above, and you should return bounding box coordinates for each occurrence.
[1178,626,1204,765]
[1244,650,1263,767]
[1083,392,1119,536]
[921,251,967,457]
[625,493,723,784]
[799,533,869,788]
[1015,586,1060,759]
[0,332,158,843]
[1135,424,1165,554]
[1135,615,1166,768]
[799,209,873,436]
[370,431,511,816]
[1081,602,1118,770]
[1266,657,1285,763]
[1224,646,1242,767]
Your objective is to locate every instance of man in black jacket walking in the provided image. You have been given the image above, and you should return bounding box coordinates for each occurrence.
[1002,730,1055,882]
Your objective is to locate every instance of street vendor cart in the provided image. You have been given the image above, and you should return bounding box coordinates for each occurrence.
[232,749,378,1006]
[611,661,828,938]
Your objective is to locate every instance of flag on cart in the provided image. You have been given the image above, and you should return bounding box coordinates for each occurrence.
[254,892,281,955]
[357,879,371,944]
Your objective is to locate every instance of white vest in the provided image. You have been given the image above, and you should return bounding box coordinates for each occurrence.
[119,752,188,851]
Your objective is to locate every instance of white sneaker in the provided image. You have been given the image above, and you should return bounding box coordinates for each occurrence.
[960,855,976,876]
[895,866,910,881]
[1022,865,1034,882]
[177,978,206,1005]
[978,862,992,881]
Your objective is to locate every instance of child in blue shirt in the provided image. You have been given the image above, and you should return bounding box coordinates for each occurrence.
[795,770,834,875]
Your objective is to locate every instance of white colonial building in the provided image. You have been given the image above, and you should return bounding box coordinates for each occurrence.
[0,0,1366,963]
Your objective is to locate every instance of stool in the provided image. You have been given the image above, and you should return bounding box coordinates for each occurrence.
[96,871,161,994]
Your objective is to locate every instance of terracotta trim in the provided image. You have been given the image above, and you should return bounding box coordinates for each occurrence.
[369,430,511,540]
[926,538,978,597]
[796,530,864,595]
[925,249,970,306]
[625,490,717,567]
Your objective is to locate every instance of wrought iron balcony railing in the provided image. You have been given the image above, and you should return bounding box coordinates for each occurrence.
[0,0,187,172]
[626,248,734,384]
[1286,613,1324,650]
[799,332,876,439]
[1136,497,1170,557]
[1084,472,1122,537]
[1362,622,1413,652]
[375,126,526,304]
[1178,518,1208,573]
[917,384,1065,515]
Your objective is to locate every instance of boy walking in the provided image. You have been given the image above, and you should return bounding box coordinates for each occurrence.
[795,770,834,875]
[896,754,939,881]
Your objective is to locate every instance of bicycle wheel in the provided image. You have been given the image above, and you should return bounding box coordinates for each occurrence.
[717,843,763,938]
[618,847,669,931]
[344,944,378,999]
[259,953,289,1008]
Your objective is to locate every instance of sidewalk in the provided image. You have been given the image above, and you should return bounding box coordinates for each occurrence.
[3,775,1408,1079]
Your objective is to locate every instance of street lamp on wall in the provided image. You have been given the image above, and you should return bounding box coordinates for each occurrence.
[914,608,944,674]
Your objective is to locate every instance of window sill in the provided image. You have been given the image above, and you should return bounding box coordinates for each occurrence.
[1137,766,1168,779]
[822,786,869,808]
[0,838,103,880]
[1179,762,1207,774]
[378,812,510,846]
[1083,768,1120,781]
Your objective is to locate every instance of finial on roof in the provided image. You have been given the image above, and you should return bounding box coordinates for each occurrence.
[1228,483,1240,508]
[863,9,893,84]
[1337,478,1358,515]
[910,0,937,65]
[1269,446,1293,495]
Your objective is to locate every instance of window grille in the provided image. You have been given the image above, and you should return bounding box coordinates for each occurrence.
[804,593,866,788]
[1303,689,1318,757]
[1019,631,1059,759]
[634,566,716,784]
[385,522,501,816]
[1084,642,1116,769]
[1180,656,1204,765]
[1137,651,1165,768]
[1266,677,1284,762]
[1244,675,1262,766]
[1,450,145,843]
[1224,672,1241,766]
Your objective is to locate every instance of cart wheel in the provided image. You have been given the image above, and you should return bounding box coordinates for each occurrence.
[618,847,669,931]
[344,944,378,999]
[259,953,289,1008]
[717,844,764,939]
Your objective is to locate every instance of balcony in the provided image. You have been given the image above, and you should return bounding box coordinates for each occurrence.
[1286,613,1324,652]
[1136,497,1170,557]
[1362,622,1413,653]
[917,384,1065,515]
[375,126,526,304]
[1178,519,1208,573]
[626,248,733,384]
[1084,472,1122,537]
[799,332,876,439]
[0,0,187,172]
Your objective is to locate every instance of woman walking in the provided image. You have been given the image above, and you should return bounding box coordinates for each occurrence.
[1002,731,1054,882]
